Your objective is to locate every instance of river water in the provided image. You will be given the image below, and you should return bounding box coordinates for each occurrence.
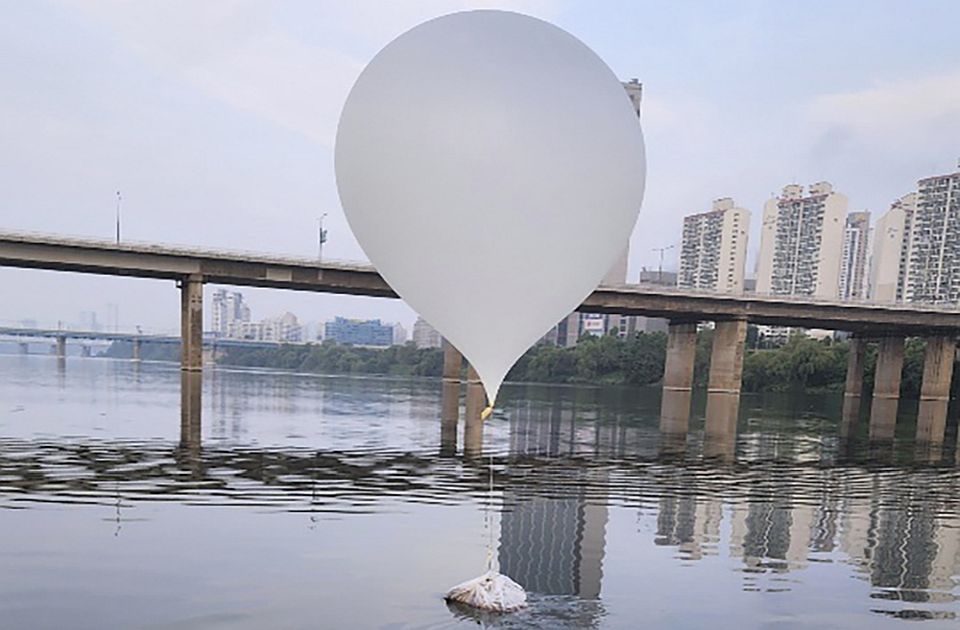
[1,355,958,629]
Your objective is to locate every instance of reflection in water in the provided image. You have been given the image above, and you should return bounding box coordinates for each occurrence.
[1,357,959,627]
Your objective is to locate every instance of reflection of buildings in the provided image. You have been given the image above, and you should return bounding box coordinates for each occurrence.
[650,461,960,610]
[840,473,960,604]
[498,400,612,601]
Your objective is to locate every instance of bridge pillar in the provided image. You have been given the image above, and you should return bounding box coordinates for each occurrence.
[704,318,747,440]
[180,275,203,372]
[81,345,91,358]
[840,336,867,438]
[869,336,904,442]
[18,342,28,355]
[442,339,463,383]
[55,335,66,360]
[916,336,955,444]
[440,339,462,456]
[660,321,697,437]
[464,364,485,458]
[132,338,142,362]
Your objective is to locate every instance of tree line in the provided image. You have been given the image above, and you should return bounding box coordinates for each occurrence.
[102,328,937,398]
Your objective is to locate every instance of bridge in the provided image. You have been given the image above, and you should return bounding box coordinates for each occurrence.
[2,230,959,448]
[0,325,306,360]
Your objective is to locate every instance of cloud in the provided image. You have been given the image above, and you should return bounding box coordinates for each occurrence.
[60,0,565,148]
[805,70,960,162]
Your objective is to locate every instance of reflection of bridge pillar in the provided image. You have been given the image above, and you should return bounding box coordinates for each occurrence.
[132,338,142,362]
[55,335,66,360]
[916,336,955,444]
[464,364,485,458]
[180,275,203,372]
[869,337,904,442]
[704,318,747,439]
[841,336,867,438]
[660,321,697,437]
[180,371,202,448]
[440,381,459,456]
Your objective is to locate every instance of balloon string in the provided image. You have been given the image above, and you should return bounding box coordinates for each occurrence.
[480,405,493,421]
[486,452,495,572]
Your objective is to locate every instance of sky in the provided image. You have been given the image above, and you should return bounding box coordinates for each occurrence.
[2,0,959,335]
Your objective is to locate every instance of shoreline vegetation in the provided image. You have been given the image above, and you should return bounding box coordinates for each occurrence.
[100,328,938,399]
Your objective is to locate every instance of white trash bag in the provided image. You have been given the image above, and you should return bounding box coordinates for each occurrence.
[445,570,527,613]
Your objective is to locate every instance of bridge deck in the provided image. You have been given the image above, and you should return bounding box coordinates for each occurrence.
[2,231,959,335]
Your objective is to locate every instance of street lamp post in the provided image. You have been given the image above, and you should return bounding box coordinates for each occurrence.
[115,191,122,243]
[317,213,329,261]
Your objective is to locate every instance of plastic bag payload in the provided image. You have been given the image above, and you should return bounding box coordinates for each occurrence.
[444,570,527,613]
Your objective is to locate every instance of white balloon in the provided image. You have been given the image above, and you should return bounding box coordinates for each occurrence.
[336,10,645,404]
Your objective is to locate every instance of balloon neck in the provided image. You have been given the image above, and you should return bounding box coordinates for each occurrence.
[480,405,494,421]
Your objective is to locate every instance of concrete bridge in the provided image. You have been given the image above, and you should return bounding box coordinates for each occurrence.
[3,230,959,447]
[0,325,305,360]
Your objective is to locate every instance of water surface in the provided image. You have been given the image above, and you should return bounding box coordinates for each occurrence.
[1,355,958,628]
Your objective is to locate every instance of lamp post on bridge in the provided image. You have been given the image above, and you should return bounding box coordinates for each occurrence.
[115,191,122,244]
[317,213,328,262]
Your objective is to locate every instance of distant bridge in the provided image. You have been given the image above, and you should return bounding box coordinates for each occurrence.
[0,325,302,349]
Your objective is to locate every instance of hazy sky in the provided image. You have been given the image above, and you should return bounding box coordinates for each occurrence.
[2,0,959,335]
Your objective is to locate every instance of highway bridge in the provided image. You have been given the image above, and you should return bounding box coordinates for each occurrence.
[2,230,959,447]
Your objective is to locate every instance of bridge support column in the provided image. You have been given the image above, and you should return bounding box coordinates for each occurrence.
[916,336,955,444]
[840,336,867,438]
[704,318,747,440]
[132,338,142,362]
[442,339,463,383]
[18,342,28,355]
[55,335,66,360]
[660,321,697,437]
[464,364,485,458]
[440,339,462,456]
[180,275,203,372]
[869,336,904,442]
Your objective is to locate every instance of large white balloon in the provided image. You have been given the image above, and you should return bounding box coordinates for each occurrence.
[336,10,645,404]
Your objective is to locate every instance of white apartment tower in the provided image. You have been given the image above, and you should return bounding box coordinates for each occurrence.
[211,289,251,335]
[839,211,871,300]
[756,182,848,298]
[412,317,442,348]
[903,169,960,304]
[869,193,916,303]
[678,197,750,294]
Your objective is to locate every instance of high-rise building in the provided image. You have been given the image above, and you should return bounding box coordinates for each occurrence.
[678,198,750,294]
[869,194,916,302]
[324,317,395,347]
[839,211,871,301]
[211,289,251,335]
[902,169,960,304]
[411,317,442,348]
[392,322,407,345]
[756,182,848,298]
